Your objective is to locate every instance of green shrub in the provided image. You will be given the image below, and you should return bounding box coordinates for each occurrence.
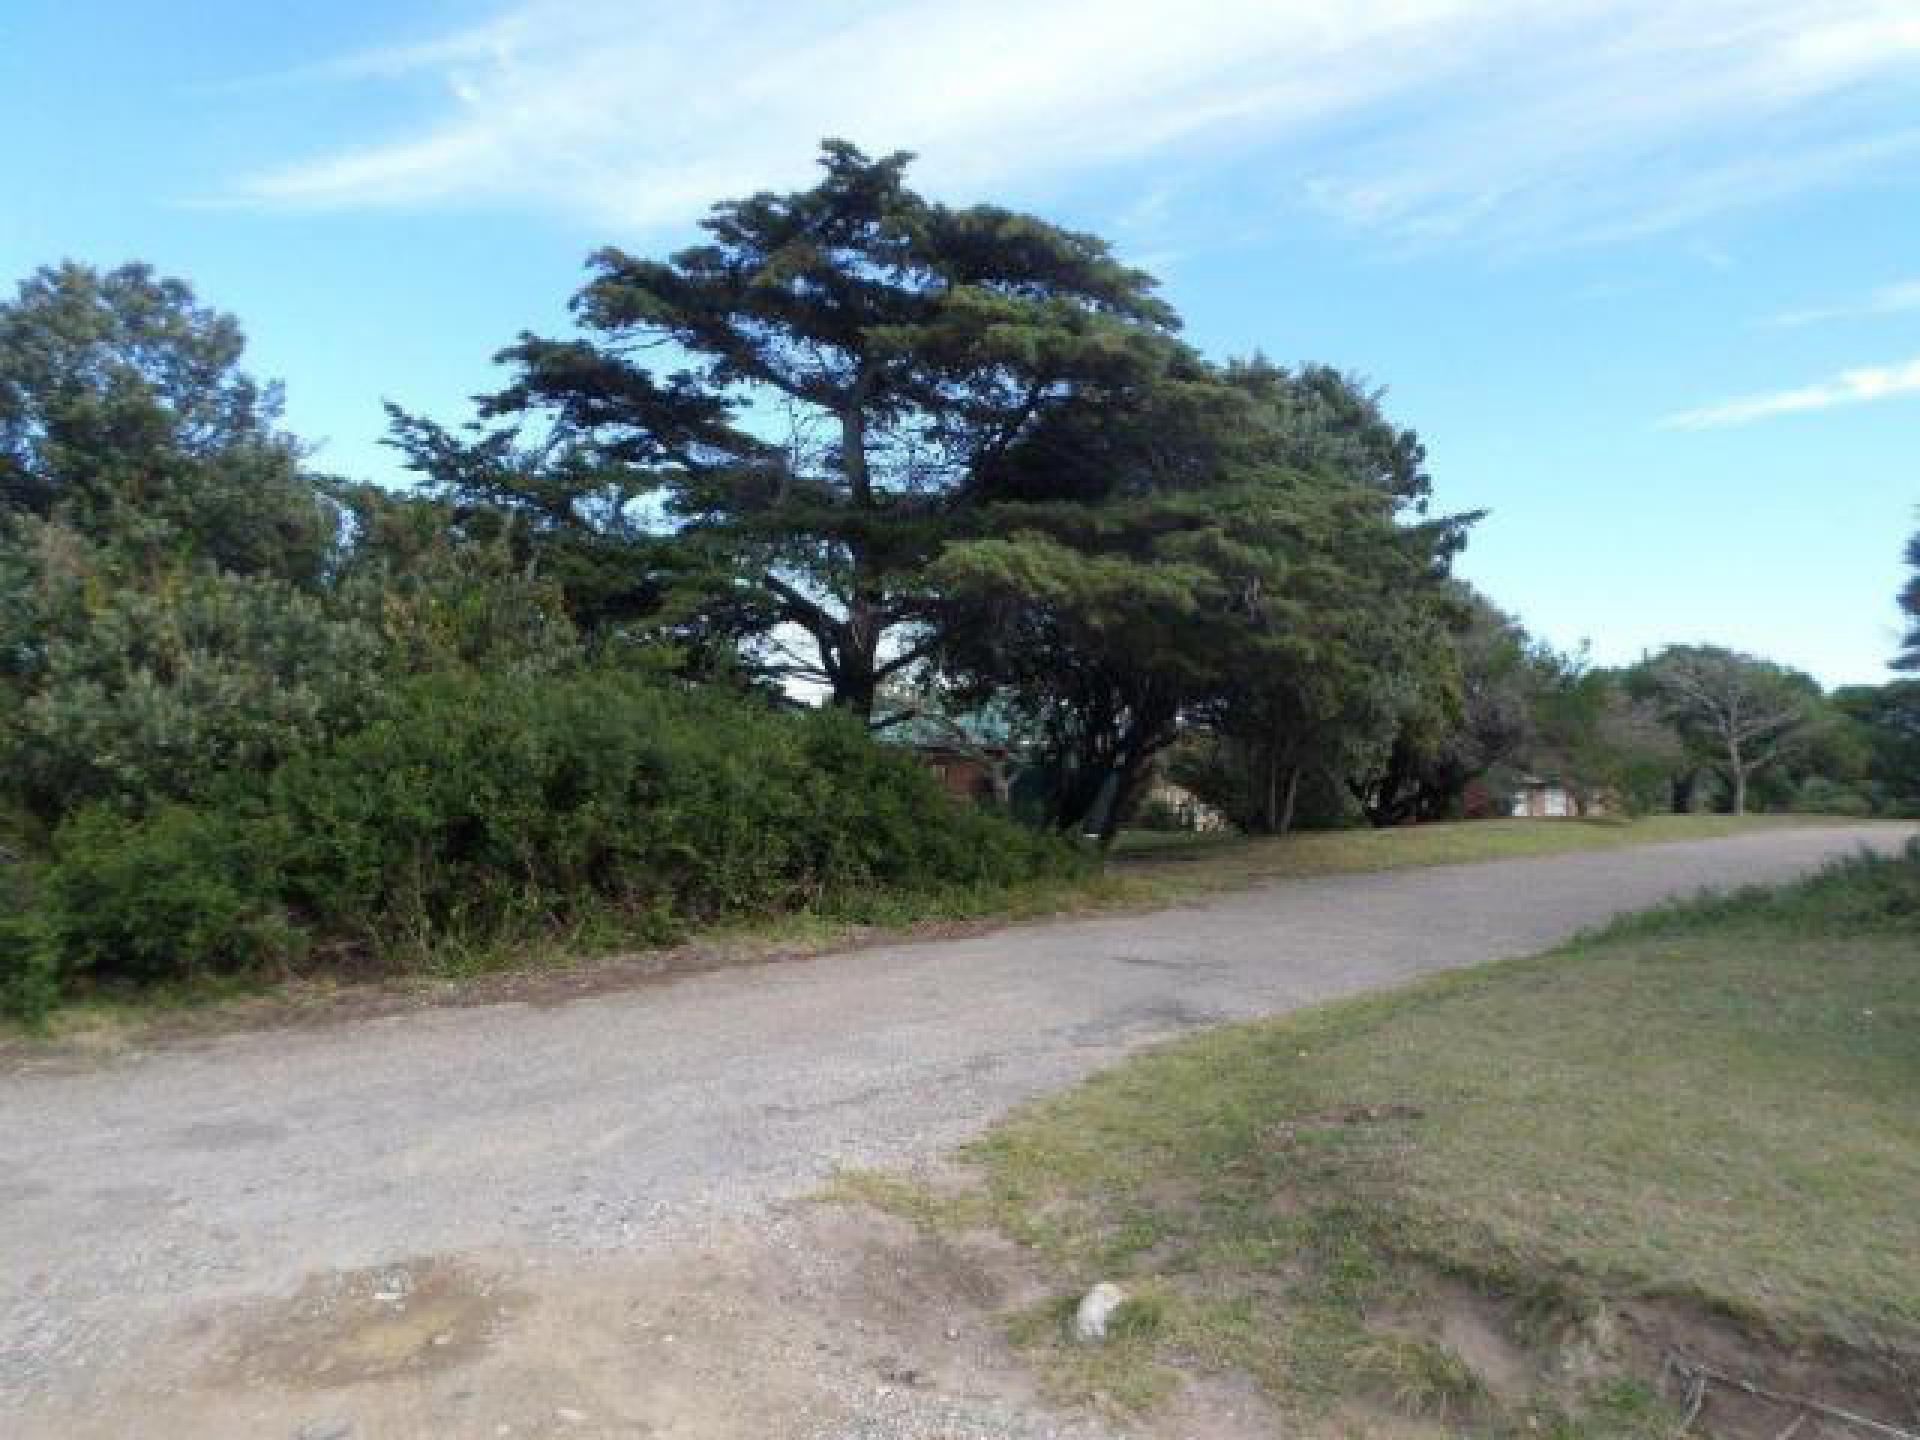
[8,671,1075,1004]
[269,670,1071,951]
[1790,775,1873,817]
[0,868,57,1023]
[5,560,382,819]
[35,804,301,990]
[1599,843,1920,941]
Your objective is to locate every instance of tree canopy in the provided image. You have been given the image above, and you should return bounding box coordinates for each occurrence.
[1634,645,1826,815]
[934,355,1467,840]
[0,261,335,584]
[399,141,1182,718]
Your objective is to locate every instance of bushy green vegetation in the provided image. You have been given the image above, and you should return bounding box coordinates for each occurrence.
[3,672,1070,1018]
[843,845,1920,1433]
[270,671,1068,945]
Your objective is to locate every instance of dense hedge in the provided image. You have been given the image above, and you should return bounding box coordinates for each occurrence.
[2,671,1075,1017]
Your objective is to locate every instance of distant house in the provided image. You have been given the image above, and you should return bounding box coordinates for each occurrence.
[913,739,1017,804]
[885,706,1022,805]
[1137,778,1232,832]
[1509,775,1608,818]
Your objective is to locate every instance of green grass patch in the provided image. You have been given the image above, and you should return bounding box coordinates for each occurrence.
[1110,813,1855,883]
[857,846,1920,1434]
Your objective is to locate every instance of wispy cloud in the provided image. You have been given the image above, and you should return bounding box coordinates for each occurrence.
[232,0,1920,247]
[1660,356,1920,429]
[1763,278,1920,327]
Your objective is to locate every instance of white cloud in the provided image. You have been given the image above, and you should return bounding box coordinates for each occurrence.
[1764,278,1920,327]
[1660,356,1920,429]
[234,0,1920,246]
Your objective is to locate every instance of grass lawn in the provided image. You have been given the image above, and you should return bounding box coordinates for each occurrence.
[1110,812,1850,883]
[839,846,1920,1437]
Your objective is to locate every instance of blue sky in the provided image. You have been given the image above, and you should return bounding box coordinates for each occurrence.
[5,0,1917,685]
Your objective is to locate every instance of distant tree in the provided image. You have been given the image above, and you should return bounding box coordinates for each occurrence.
[0,263,369,827]
[412,141,1178,719]
[1833,681,1920,815]
[0,261,334,584]
[1349,588,1534,825]
[1197,362,1466,833]
[1898,520,1920,671]
[938,359,1465,842]
[1636,645,1825,815]
[1528,659,1683,814]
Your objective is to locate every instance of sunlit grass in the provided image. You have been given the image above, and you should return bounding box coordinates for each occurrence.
[841,849,1920,1434]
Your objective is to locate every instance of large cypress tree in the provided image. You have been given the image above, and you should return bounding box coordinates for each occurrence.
[413,141,1178,718]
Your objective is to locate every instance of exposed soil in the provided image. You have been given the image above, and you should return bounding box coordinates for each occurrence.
[1368,1273,1920,1440]
[10,1198,1294,1440]
[1620,1300,1920,1440]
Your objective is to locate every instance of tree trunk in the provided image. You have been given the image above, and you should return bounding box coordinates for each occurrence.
[1670,769,1695,814]
[1731,766,1748,816]
[1050,756,1114,835]
[1096,754,1148,853]
[834,382,882,723]
[833,616,878,721]
[1278,764,1301,834]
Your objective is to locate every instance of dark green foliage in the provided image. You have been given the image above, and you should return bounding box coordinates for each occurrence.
[413,141,1179,718]
[1789,775,1873,816]
[1833,681,1920,815]
[938,358,1470,840]
[1343,587,1528,826]
[327,483,586,678]
[0,262,378,828]
[0,861,56,1022]
[0,262,336,584]
[34,804,299,991]
[13,671,1074,1008]
[1,531,382,819]
[272,670,1067,947]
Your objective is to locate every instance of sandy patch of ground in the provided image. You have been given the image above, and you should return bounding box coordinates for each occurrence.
[9,1200,1281,1440]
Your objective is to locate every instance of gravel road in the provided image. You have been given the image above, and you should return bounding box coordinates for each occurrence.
[1,823,1907,1437]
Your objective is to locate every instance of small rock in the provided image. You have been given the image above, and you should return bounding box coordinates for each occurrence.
[295,1423,352,1440]
[555,1408,587,1424]
[1072,1282,1127,1343]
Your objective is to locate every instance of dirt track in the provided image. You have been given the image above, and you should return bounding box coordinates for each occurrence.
[2,823,1907,1438]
